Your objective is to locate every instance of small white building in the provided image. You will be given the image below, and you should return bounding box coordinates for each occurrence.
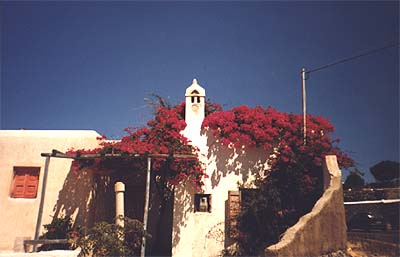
[172,79,269,257]
[0,80,270,256]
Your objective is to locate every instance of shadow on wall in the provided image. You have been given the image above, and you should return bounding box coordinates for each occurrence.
[172,183,195,253]
[205,130,270,189]
[52,167,114,229]
[172,130,272,253]
[205,129,272,250]
[52,161,158,242]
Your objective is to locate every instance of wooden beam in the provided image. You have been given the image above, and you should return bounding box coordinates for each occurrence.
[24,239,68,245]
[41,150,197,160]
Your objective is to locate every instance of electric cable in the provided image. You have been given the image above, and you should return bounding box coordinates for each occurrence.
[306,42,400,74]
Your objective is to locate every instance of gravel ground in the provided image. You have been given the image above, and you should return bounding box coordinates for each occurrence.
[319,249,352,257]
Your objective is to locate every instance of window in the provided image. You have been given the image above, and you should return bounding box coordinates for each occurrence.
[11,167,40,198]
[194,194,211,212]
[191,96,201,103]
[190,90,201,104]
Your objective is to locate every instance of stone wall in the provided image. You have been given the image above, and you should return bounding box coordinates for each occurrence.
[264,155,347,257]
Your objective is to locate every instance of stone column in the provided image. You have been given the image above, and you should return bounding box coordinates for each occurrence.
[114,181,125,227]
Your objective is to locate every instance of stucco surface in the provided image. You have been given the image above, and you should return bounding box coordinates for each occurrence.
[0,130,101,252]
[172,130,270,257]
[173,81,272,257]
[265,155,347,257]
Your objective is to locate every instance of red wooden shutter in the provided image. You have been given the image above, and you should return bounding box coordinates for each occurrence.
[12,173,26,198]
[11,167,40,198]
[25,171,39,198]
[228,190,240,238]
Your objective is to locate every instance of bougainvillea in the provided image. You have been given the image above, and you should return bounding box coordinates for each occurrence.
[69,100,353,193]
[68,99,354,255]
[67,102,206,189]
[204,105,353,169]
[204,105,354,256]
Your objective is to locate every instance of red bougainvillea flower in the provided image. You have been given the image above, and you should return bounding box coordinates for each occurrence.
[67,102,207,187]
[68,101,353,190]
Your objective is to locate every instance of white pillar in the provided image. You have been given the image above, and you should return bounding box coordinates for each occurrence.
[114,181,125,227]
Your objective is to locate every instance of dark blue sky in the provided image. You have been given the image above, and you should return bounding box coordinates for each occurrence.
[1,1,399,181]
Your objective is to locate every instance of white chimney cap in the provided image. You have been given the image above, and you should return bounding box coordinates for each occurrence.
[185,78,205,97]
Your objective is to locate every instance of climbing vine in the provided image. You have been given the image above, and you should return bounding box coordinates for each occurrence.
[204,105,353,169]
[68,99,354,256]
[204,105,354,256]
[68,101,353,191]
[67,102,207,189]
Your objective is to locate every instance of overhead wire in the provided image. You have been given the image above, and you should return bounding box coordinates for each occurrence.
[306,42,400,74]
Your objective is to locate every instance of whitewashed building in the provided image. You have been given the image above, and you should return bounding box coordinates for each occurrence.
[172,79,269,257]
[0,80,346,257]
[0,80,268,256]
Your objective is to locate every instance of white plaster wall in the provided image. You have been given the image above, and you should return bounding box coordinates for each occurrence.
[172,130,270,257]
[0,130,101,252]
[174,81,270,257]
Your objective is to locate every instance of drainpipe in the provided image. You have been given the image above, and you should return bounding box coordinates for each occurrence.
[33,156,51,252]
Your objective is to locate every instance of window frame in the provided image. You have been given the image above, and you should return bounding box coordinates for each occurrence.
[194,193,212,213]
[10,166,40,199]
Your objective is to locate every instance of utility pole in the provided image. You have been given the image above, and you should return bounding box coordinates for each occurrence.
[301,67,307,145]
[300,43,399,146]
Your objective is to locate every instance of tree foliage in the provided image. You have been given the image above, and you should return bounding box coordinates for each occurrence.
[67,99,354,256]
[205,105,354,256]
[344,169,365,189]
[370,160,400,182]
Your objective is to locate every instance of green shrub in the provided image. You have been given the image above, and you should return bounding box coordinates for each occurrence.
[39,215,148,256]
[39,215,74,251]
[73,216,148,257]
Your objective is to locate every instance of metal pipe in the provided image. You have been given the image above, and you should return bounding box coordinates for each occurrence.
[33,156,51,252]
[344,199,400,205]
[141,157,151,257]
